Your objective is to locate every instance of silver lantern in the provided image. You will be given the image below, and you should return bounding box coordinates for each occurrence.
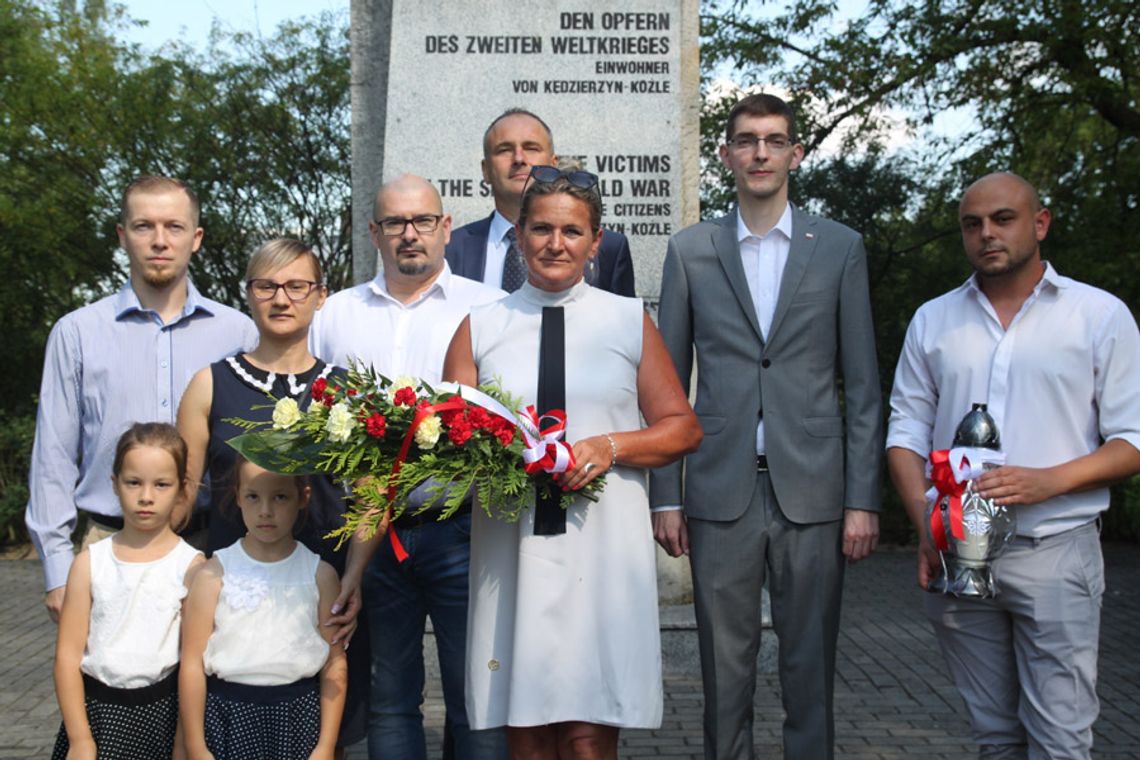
[926,403,1017,598]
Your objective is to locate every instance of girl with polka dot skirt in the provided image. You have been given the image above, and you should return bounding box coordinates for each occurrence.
[53,423,205,759]
[180,457,346,760]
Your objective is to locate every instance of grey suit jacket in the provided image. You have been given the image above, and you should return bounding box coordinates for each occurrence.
[649,207,883,523]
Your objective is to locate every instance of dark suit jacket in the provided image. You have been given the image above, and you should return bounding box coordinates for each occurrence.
[649,207,883,523]
[445,213,636,296]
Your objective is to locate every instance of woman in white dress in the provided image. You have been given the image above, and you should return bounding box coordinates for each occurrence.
[444,165,701,759]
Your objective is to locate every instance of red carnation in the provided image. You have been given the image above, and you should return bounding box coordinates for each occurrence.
[468,407,492,430]
[448,421,473,446]
[347,388,358,397]
[495,422,515,446]
[365,413,387,438]
[311,377,328,401]
[322,395,335,408]
[393,386,417,406]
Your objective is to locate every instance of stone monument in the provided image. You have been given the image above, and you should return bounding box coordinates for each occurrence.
[350,0,700,303]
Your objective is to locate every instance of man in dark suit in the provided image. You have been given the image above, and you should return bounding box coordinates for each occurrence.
[445,108,636,296]
[650,93,883,759]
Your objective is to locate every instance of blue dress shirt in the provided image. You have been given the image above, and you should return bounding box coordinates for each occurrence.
[26,281,257,591]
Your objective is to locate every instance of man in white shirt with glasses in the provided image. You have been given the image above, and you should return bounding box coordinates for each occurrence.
[312,174,505,760]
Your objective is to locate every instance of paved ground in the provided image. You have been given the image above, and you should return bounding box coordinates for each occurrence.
[3,544,1137,759]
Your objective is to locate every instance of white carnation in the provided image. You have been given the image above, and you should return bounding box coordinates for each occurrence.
[271,397,303,430]
[414,415,442,449]
[325,402,357,443]
[387,375,419,404]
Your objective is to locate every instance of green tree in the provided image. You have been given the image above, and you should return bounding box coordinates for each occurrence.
[94,15,353,308]
[2,3,352,415]
[0,1,130,417]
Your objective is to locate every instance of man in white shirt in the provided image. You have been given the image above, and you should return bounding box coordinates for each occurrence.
[887,172,1140,759]
[311,174,505,760]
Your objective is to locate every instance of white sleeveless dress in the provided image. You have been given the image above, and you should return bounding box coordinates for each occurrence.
[465,280,662,729]
[82,536,200,688]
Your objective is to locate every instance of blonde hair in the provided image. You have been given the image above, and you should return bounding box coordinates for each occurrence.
[120,176,200,226]
[244,238,323,283]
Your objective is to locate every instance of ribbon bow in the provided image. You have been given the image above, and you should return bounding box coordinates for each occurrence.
[925,446,1002,551]
[928,449,970,551]
[517,405,576,475]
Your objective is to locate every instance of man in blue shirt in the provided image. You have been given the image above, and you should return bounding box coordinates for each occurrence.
[26,176,257,621]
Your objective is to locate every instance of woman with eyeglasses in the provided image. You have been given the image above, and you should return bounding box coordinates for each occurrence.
[178,238,333,554]
[444,166,702,758]
[177,239,369,756]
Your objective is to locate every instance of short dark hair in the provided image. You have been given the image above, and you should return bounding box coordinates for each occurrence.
[724,93,798,144]
[482,108,555,158]
[119,176,201,226]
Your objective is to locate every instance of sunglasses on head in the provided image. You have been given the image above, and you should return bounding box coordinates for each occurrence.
[527,165,599,190]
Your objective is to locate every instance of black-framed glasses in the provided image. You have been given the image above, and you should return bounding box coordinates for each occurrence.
[246,279,321,302]
[726,134,793,153]
[374,214,444,236]
[527,165,599,190]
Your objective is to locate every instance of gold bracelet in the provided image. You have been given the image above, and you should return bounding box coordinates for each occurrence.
[605,433,618,469]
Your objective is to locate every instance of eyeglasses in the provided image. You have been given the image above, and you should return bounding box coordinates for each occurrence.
[528,165,599,190]
[374,215,444,236]
[726,134,793,154]
[246,279,321,302]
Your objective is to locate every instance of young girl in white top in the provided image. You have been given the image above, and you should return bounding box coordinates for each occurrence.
[181,457,345,760]
[53,422,204,760]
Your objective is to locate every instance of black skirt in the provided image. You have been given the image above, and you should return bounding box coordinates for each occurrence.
[52,670,179,760]
[204,675,321,759]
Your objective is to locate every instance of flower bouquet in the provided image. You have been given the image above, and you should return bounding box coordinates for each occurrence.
[225,361,604,546]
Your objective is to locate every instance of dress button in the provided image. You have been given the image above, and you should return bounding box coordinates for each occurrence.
[761,359,771,368]
[488,659,500,671]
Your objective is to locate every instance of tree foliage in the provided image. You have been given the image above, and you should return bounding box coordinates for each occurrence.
[1,1,352,417]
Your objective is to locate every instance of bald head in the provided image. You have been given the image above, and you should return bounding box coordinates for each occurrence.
[373,174,443,220]
[958,171,1050,282]
[961,172,1041,215]
[368,174,452,295]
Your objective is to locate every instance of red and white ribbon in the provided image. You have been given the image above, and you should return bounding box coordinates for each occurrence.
[517,406,576,475]
[438,383,576,475]
[925,447,1005,551]
[384,383,576,561]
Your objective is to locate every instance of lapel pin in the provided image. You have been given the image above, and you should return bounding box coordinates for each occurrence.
[805,232,815,239]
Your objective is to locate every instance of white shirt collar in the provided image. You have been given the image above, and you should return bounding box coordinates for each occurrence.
[489,210,516,244]
[367,261,455,305]
[963,260,1065,299]
[736,203,793,243]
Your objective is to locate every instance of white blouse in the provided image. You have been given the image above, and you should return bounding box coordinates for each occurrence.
[204,541,329,686]
[81,537,200,688]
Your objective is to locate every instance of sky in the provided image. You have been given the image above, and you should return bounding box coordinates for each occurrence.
[117,0,347,49]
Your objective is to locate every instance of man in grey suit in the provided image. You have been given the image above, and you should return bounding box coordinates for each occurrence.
[651,93,883,759]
